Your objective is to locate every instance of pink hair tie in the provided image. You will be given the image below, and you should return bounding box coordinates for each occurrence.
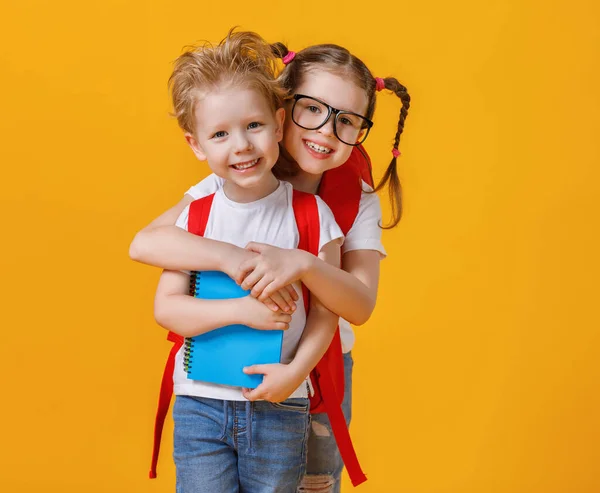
[375,77,386,92]
[392,148,401,158]
[282,51,296,65]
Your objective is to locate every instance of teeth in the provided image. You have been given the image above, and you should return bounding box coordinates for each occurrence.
[232,158,258,170]
[306,141,332,154]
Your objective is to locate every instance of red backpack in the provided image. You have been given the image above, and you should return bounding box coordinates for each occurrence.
[150,146,373,487]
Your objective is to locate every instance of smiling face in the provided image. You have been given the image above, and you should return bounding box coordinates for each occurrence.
[185,84,284,202]
[282,69,369,176]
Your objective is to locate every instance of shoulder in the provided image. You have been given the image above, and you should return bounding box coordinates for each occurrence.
[185,174,225,200]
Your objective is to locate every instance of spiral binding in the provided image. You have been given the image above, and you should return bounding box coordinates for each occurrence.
[183,271,201,373]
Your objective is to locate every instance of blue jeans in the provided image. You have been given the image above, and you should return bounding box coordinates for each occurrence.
[173,395,310,493]
[299,352,353,493]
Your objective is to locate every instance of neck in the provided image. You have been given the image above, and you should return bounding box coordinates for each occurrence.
[287,170,323,195]
[222,174,280,203]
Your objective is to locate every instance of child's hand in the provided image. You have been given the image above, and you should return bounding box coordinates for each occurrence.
[222,245,258,280]
[242,363,306,403]
[236,242,310,303]
[225,244,298,313]
[237,296,291,331]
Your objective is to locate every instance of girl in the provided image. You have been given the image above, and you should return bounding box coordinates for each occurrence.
[156,30,344,492]
[132,37,410,492]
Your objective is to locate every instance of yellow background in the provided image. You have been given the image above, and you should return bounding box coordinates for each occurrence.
[1,0,599,491]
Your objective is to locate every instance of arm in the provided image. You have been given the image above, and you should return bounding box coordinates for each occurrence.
[154,269,292,338]
[129,194,251,276]
[300,248,379,326]
[130,195,298,311]
[238,245,380,326]
[242,241,341,402]
[238,190,384,325]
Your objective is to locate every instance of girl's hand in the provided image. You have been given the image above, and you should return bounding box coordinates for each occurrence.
[224,244,298,313]
[237,296,292,331]
[236,242,311,303]
[242,363,306,403]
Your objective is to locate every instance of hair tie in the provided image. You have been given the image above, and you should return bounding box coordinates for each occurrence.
[375,77,386,92]
[392,148,401,158]
[282,51,296,65]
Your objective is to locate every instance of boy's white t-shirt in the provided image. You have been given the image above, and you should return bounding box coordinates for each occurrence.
[185,173,386,354]
[173,180,343,401]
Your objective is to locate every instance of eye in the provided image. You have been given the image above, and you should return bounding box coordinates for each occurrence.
[307,105,321,114]
[248,121,262,130]
[339,116,353,126]
[212,130,227,139]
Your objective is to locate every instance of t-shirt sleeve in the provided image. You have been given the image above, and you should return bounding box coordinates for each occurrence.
[175,205,190,231]
[315,196,344,252]
[185,174,225,199]
[343,180,387,258]
[174,205,191,276]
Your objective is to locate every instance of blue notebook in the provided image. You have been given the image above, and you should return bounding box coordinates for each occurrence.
[184,271,284,388]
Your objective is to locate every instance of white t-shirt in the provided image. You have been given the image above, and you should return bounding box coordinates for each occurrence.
[174,180,343,401]
[185,173,386,353]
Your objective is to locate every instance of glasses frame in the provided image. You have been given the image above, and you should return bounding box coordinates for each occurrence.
[290,94,374,146]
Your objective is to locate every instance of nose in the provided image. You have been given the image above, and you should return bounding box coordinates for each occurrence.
[233,132,253,153]
[317,114,335,137]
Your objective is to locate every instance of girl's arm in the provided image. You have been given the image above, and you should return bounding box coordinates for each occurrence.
[129,195,251,277]
[238,246,380,326]
[154,269,292,337]
[242,241,341,402]
[237,190,384,325]
[130,195,298,311]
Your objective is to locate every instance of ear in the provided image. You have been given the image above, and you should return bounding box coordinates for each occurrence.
[185,133,207,161]
[274,107,285,142]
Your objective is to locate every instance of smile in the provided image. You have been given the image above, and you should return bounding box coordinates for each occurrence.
[231,158,260,170]
[304,140,333,154]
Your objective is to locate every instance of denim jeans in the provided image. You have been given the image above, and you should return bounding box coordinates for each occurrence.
[173,394,310,493]
[299,351,353,493]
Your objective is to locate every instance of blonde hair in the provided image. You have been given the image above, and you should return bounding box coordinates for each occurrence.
[169,29,286,134]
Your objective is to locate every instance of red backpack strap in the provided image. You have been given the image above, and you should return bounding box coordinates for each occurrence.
[292,189,367,487]
[149,194,215,479]
[292,189,320,296]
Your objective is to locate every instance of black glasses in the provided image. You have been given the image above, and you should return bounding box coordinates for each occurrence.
[290,94,373,146]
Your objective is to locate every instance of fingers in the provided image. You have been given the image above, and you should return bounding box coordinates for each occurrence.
[270,312,292,331]
[245,242,267,253]
[286,284,299,302]
[236,257,258,285]
[260,283,298,309]
[240,268,264,292]
[263,297,280,312]
[266,290,295,313]
[250,275,272,299]
[242,385,265,401]
[243,364,268,375]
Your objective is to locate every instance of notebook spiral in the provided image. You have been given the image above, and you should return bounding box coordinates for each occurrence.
[182,271,201,373]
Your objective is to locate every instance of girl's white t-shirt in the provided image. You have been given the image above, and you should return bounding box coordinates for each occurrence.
[185,173,386,354]
[174,180,343,401]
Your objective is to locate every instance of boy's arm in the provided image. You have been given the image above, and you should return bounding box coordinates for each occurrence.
[238,244,380,326]
[154,269,292,337]
[242,241,341,402]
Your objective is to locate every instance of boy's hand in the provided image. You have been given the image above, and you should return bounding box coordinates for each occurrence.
[236,242,310,303]
[237,296,291,331]
[225,244,298,313]
[242,363,306,403]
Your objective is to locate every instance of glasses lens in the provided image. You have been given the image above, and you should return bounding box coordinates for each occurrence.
[335,112,370,145]
[292,97,330,130]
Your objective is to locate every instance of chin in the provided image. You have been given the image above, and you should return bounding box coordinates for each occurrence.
[298,160,339,176]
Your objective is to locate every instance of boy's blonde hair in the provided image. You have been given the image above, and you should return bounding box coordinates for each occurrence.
[169,30,286,134]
